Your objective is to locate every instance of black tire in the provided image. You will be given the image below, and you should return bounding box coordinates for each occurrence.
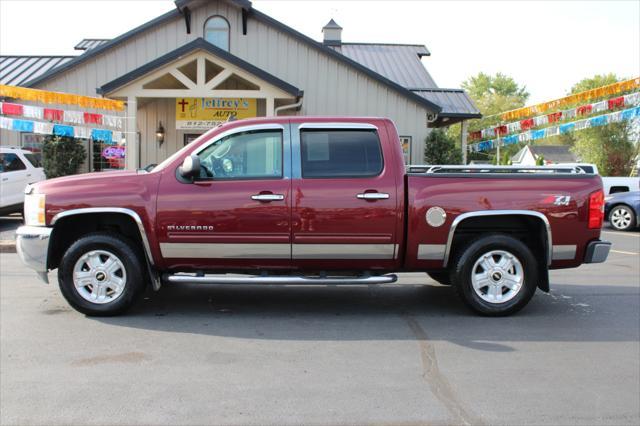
[427,271,451,286]
[58,232,145,316]
[609,205,636,231]
[450,235,538,316]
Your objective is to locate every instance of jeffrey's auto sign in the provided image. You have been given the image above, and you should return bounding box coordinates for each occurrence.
[175,97,257,129]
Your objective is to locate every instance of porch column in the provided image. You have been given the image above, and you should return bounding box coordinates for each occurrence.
[265,97,275,117]
[460,120,468,165]
[125,96,138,170]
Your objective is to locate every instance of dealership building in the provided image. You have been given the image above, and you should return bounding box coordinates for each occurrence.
[0,0,480,170]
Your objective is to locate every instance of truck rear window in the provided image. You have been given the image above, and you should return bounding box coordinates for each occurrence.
[300,129,383,178]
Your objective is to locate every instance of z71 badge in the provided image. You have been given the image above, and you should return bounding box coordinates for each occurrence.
[542,195,572,206]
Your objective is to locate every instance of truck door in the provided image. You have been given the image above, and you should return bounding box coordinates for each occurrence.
[290,122,400,271]
[156,123,292,270]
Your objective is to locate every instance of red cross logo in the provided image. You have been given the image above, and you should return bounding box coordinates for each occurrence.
[178,99,189,112]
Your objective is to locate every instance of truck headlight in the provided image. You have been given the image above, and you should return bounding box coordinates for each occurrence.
[24,192,46,226]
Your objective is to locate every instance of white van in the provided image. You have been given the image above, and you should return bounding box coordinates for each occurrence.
[0,147,46,216]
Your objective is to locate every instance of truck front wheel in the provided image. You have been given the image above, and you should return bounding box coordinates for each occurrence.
[58,232,145,316]
[450,235,538,316]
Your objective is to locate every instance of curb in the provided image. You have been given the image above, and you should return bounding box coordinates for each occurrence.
[0,240,16,253]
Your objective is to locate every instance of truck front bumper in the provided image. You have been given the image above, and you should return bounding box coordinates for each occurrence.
[584,240,611,264]
[16,225,52,284]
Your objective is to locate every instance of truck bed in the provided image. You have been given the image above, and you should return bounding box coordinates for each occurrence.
[404,166,602,271]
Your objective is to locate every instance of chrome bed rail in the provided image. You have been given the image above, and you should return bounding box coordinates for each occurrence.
[407,165,587,174]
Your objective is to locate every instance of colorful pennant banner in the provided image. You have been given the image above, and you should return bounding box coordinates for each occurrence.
[498,77,640,121]
[470,105,640,152]
[0,115,122,144]
[0,85,125,112]
[0,101,123,130]
[468,92,640,143]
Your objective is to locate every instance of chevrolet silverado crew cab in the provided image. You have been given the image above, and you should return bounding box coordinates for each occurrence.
[16,117,611,316]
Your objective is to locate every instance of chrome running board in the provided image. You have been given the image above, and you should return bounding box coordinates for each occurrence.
[164,273,398,285]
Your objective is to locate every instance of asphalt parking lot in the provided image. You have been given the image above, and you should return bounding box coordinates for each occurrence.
[0,226,638,425]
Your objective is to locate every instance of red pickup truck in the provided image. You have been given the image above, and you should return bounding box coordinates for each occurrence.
[16,117,611,316]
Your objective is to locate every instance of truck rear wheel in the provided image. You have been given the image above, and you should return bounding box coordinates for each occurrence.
[58,232,145,316]
[450,235,538,316]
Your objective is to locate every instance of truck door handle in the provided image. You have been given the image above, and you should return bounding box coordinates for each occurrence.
[356,192,390,200]
[251,194,285,201]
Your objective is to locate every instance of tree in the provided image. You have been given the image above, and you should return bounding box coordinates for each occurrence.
[536,155,545,166]
[42,135,86,178]
[567,74,635,176]
[446,72,530,161]
[461,72,530,130]
[424,129,461,165]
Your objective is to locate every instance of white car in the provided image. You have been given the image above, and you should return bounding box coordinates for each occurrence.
[0,147,46,216]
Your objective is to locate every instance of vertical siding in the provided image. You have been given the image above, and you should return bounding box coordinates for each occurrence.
[33,1,434,164]
[0,128,21,146]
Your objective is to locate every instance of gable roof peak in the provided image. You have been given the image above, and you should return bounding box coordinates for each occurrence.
[323,19,342,30]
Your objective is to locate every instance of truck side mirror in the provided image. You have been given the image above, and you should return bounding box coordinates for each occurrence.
[179,154,200,180]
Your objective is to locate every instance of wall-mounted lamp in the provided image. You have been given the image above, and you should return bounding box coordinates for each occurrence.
[156,122,165,146]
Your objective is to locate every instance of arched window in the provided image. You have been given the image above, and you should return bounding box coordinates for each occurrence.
[204,16,230,51]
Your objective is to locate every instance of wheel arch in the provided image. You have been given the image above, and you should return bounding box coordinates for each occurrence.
[443,210,551,292]
[48,208,160,290]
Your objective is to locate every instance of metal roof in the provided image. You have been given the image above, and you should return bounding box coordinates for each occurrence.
[74,39,110,51]
[412,88,480,117]
[0,56,74,86]
[528,145,577,163]
[331,43,436,89]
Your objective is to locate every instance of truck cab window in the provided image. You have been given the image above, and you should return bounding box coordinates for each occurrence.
[300,129,383,178]
[197,130,282,179]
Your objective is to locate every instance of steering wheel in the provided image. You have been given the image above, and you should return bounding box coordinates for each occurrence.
[212,140,232,159]
[199,164,214,178]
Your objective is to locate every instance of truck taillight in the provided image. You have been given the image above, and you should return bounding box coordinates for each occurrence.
[588,190,604,229]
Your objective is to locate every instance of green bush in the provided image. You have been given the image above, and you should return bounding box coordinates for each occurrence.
[424,129,461,165]
[42,136,86,178]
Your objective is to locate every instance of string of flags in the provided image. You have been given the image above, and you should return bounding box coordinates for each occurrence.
[468,92,640,142]
[0,84,125,111]
[0,101,123,130]
[0,114,121,144]
[470,105,640,152]
[498,77,640,121]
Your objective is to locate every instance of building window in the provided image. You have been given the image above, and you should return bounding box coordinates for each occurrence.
[204,16,230,51]
[20,132,45,162]
[399,136,412,165]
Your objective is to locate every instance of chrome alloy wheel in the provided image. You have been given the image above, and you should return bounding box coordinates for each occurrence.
[471,250,524,304]
[610,207,633,230]
[73,250,127,304]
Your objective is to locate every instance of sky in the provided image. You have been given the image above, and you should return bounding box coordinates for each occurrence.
[0,0,638,104]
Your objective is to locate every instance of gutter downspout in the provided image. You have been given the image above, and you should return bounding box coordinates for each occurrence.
[274,96,303,116]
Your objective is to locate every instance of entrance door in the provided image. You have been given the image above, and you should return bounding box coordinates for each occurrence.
[290,123,400,271]
[156,124,292,270]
